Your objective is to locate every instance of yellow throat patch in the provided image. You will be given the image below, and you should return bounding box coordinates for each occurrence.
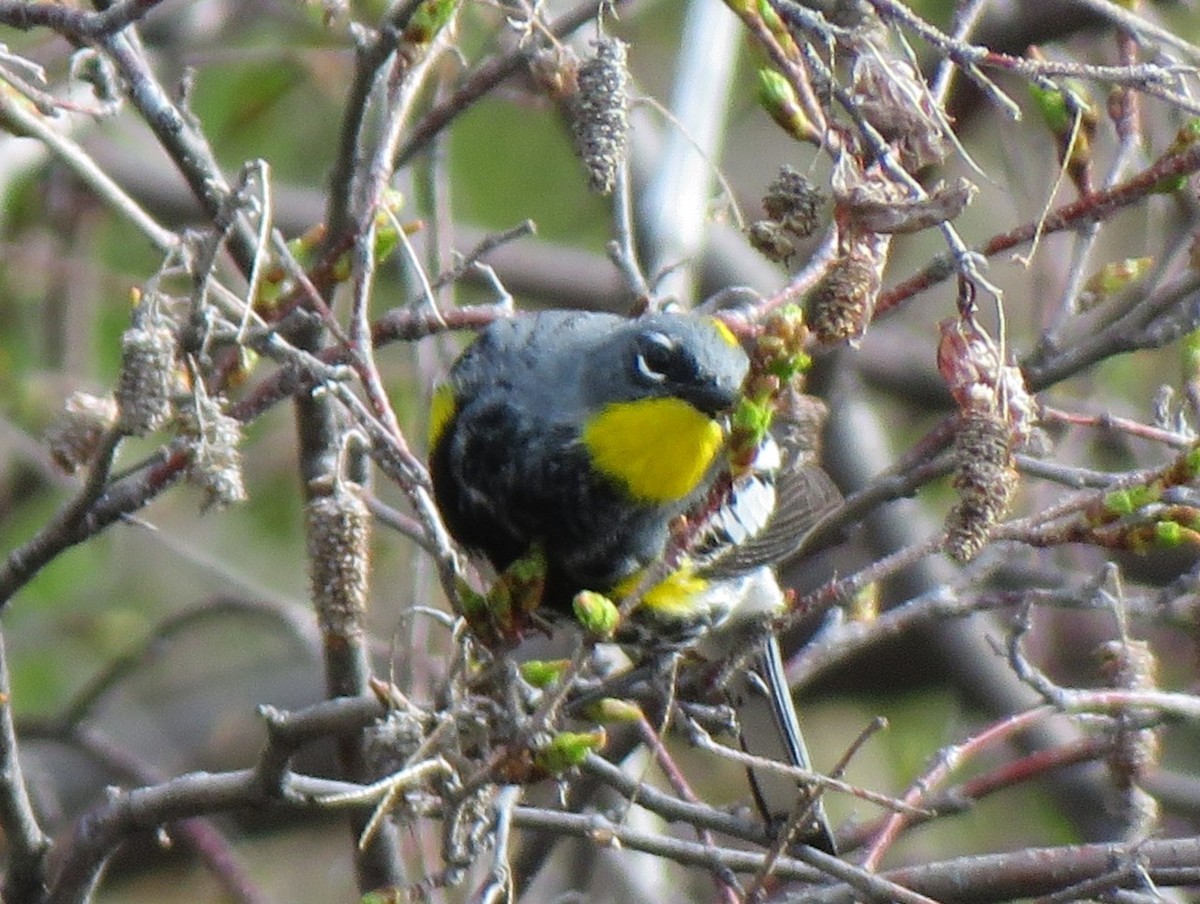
[582,397,723,503]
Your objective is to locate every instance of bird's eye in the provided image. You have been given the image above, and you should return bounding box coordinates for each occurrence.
[634,331,678,384]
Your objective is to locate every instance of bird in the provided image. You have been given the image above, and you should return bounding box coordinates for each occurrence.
[428,308,838,853]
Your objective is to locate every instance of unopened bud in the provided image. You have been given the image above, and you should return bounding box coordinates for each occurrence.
[757,69,816,143]
[573,589,620,639]
[519,659,572,689]
[535,729,606,774]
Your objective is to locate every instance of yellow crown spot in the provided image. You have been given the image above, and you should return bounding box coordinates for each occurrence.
[583,397,723,503]
[615,563,708,617]
[428,384,457,450]
[709,317,739,348]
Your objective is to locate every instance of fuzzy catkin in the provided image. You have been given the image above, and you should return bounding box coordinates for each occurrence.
[571,38,630,196]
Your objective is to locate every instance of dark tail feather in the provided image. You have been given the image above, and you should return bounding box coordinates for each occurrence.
[731,633,837,854]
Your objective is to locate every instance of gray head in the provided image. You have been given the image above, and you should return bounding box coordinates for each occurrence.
[585,313,750,417]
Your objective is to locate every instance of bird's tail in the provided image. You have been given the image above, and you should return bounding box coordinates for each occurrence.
[729,632,837,854]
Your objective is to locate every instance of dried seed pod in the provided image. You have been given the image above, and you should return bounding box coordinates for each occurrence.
[1099,637,1157,693]
[442,784,498,883]
[851,54,948,170]
[116,311,177,436]
[747,219,796,264]
[306,478,370,638]
[1098,639,1160,779]
[845,178,974,235]
[365,699,431,777]
[1118,786,1159,842]
[45,391,118,473]
[179,390,247,510]
[807,251,881,345]
[945,406,1017,563]
[937,316,1038,445]
[1097,638,1161,841]
[763,165,824,239]
[571,37,630,195]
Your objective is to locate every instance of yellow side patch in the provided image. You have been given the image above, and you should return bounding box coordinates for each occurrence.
[615,563,708,618]
[428,384,457,450]
[583,397,723,503]
[709,317,739,348]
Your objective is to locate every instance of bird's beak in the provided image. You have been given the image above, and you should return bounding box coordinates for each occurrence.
[682,383,739,418]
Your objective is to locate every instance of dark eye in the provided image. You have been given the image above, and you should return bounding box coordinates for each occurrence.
[634,331,679,384]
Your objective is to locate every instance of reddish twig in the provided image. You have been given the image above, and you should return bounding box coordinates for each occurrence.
[878,142,1200,315]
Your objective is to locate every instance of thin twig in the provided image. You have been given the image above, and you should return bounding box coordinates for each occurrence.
[879,141,1200,317]
[0,0,166,38]
[929,0,990,107]
[0,78,178,252]
[1064,0,1200,61]
[0,632,50,903]
[55,597,319,729]
[866,0,1187,88]
[608,162,650,303]
[862,706,1054,869]
[516,798,942,904]
[99,31,259,274]
[322,0,424,241]
[393,0,626,168]
[686,723,928,818]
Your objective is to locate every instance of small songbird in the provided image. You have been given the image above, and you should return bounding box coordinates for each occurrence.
[429,309,838,853]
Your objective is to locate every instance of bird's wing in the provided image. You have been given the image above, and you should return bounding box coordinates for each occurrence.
[701,462,842,580]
